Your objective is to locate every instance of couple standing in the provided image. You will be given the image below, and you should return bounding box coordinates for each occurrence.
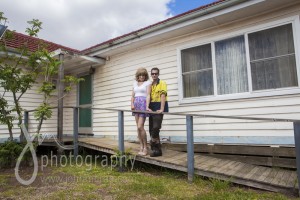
[131,67,169,157]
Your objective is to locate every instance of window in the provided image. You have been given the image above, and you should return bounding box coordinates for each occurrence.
[248,24,297,90]
[181,44,213,97]
[180,22,299,100]
[215,35,248,95]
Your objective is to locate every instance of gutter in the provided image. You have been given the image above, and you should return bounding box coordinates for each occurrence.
[85,0,248,55]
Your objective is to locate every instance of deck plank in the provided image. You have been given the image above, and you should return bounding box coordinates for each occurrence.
[271,170,285,186]
[262,168,279,184]
[225,162,246,177]
[287,171,298,188]
[249,166,268,182]
[278,171,292,187]
[213,160,236,174]
[256,167,272,182]
[235,164,257,179]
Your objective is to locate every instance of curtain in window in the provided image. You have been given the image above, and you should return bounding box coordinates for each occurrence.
[181,44,213,97]
[249,24,298,90]
[215,35,248,95]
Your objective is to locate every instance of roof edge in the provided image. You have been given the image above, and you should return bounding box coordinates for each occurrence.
[82,0,244,54]
[3,30,81,54]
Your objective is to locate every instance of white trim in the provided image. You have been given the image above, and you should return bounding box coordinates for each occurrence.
[80,55,105,64]
[177,48,183,101]
[244,33,253,92]
[292,15,300,89]
[91,73,94,133]
[181,87,300,104]
[177,15,300,104]
[211,42,217,96]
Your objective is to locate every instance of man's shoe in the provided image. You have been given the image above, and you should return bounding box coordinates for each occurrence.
[150,150,162,157]
[150,143,162,157]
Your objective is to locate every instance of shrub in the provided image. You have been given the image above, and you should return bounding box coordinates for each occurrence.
[0,140,35,168]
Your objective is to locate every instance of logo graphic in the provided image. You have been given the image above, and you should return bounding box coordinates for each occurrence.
[15,124,136,185]
[15,124,74,185]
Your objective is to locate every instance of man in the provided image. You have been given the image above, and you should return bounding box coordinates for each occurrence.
[148,67,169,157]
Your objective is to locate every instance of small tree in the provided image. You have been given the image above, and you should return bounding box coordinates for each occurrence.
[0,12,81,141]
[34,51,82,135]
[0,13,41,140]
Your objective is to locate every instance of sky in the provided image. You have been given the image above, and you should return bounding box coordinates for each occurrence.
[1,0,216,50]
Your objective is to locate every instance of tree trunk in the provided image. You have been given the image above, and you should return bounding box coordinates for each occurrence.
[8,126,13,141]
[13,93,24,142]
[36,117,44,135]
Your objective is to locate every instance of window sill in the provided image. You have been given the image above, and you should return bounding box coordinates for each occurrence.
[179,87,300,104]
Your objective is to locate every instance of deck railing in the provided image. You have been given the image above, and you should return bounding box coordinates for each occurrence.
[24,107,300,194]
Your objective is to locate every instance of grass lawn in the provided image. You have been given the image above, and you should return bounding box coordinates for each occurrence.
[0,159,298,200]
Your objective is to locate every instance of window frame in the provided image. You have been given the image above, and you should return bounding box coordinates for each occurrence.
[177,15,300,104]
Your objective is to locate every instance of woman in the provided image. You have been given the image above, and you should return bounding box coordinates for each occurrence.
[131,68,151,156]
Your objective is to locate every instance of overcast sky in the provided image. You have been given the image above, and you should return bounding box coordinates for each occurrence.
[1,0,215,50]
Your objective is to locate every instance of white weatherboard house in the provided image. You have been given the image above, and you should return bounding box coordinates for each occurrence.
[1,0,300,144]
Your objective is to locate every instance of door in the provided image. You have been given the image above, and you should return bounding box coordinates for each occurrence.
[78,74,92,134]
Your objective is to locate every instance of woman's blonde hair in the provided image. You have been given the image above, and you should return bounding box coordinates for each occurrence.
[135,68,149,81]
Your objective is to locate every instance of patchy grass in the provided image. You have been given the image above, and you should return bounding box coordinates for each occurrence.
[0,162,298,200]
[0,175,8,187]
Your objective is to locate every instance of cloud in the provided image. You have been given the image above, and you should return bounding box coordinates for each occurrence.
[1,0,172,50]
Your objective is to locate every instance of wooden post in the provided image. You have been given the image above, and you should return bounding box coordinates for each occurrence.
[186,115,194,182]
[118,111,125,172]
[57,53,64,155]
[294,122,300,196]
[73,107,79,157]
[21,111,29,142]
[24,111,29,129]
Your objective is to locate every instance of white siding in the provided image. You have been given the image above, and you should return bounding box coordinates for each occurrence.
[89,4,300,144]
[0,78,58,139]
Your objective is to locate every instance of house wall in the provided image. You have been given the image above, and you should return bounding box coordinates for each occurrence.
[62,76,77,135]
[0,77,59,141]
[64,4,300,144]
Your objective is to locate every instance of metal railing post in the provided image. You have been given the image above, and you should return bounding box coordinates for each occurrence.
[186,115,194,182]
[73,107,79,157]
[118,111,125,153]
[118,110,125,171]
[294,122,300,196]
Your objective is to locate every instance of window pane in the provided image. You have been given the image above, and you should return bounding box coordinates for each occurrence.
[215,35,248,95]
[79,108,92,127]
[249,24,298,90]
[181,44,212,72]
[251,56,297,90]
[249,24,295,61]
[183,70,213,97]
[181,43,213,98]
[79,74,92,105]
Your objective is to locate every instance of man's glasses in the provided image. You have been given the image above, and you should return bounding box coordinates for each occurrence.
[151,73,158,76]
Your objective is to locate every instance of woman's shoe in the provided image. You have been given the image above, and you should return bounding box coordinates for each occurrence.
[138,147,143,155]
[139,147,148,156]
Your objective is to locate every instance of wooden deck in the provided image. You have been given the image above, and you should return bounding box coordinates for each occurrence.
[78,137,298,195]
